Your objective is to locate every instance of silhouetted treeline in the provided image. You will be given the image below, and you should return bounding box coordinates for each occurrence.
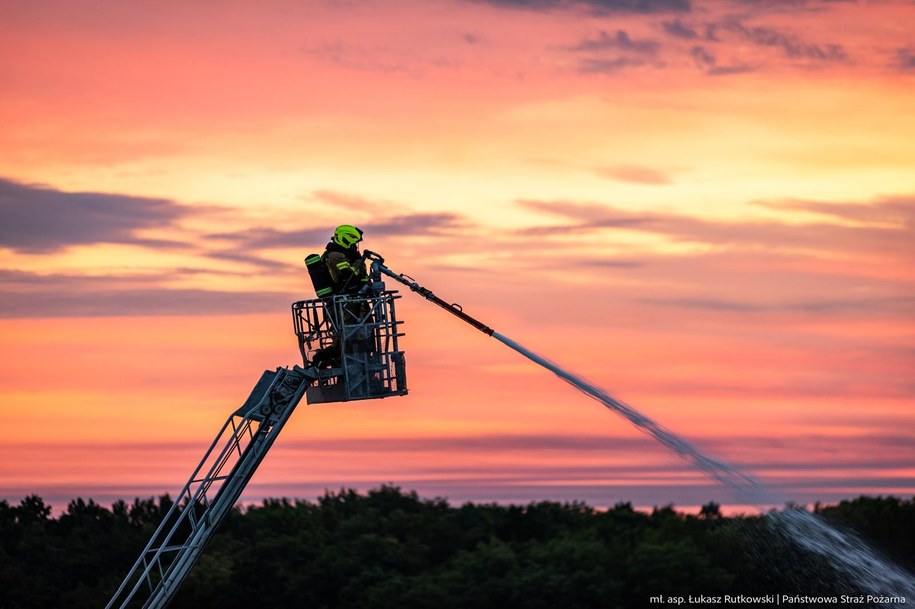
[1,489,913,608]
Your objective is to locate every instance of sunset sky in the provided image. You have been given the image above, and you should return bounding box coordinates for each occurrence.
[1,0,913,514]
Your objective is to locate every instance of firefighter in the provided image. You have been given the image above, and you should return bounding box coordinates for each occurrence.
[323,224,368,295]
[311,225,371,368]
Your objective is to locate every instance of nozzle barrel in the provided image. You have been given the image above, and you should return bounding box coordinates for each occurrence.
[372,259,494,336]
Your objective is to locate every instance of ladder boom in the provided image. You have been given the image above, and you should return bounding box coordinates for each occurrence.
[105,365,317,609]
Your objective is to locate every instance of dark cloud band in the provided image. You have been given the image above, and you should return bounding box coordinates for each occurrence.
[0,177,192,253]
[467,0,690,14]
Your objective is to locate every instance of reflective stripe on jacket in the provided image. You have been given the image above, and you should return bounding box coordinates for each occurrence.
[324,250,368,294]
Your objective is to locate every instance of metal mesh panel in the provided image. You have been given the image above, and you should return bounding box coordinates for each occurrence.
[292,291,407,403]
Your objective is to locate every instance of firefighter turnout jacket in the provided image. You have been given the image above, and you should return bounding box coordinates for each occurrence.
[323,242,368,295]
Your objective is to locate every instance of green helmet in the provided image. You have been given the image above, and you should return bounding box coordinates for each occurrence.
[332,224,364,248]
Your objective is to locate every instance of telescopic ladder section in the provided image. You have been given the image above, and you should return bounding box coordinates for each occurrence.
[105,365,316,609]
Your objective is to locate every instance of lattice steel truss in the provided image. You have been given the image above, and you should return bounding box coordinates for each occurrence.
[105,367,313,609]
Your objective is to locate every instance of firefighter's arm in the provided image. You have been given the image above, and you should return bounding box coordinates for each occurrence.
[326,252,368,293]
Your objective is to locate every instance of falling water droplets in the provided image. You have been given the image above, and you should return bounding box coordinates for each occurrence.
[493,331,915,604]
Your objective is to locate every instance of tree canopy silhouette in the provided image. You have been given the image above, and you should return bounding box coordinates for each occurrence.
[0,489,912,608]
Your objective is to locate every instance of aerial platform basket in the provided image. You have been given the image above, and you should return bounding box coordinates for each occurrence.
[292,290,407,404]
